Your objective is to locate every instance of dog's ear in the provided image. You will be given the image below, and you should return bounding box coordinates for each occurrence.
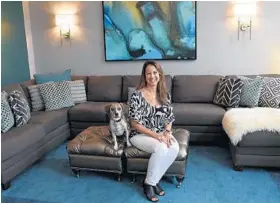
[120,103,129,117]
[104,104,111,115]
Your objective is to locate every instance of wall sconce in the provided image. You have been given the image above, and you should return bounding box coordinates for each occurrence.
[55,14,74,46]
[234,1,256,40]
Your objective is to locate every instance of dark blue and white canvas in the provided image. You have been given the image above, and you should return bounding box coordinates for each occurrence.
[103,1,196,61]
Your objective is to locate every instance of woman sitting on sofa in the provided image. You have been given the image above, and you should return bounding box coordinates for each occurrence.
[128,60,179,202]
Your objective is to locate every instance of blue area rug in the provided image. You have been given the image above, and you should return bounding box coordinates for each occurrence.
[2,143,280,203]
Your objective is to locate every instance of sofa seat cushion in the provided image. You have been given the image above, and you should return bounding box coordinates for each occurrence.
[238,131,280,147]
[124,129,189,161]
[173,103,226,125]
[69,102,113,122]
[29,108,69,134]
[1,124,45,161]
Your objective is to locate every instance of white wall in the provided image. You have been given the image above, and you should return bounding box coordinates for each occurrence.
[28,1,280,76]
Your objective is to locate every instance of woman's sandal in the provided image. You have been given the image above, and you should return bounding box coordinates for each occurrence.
[154,184,165,196]
[143,181,159,202]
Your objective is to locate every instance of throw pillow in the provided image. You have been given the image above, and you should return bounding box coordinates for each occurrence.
[8,90,31,127]
[68,80,87,104]
[127,87,136,104]
[238,76,264,107]
[213,76,244,108]
[39,81,74,111]
[34,69,72,84]
[258,77,280,108]
[28,83,52,111]
[1,91,15,133]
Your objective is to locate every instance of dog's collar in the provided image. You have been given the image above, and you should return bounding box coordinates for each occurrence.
[113,118,122,123]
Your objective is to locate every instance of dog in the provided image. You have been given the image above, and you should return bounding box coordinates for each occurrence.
[105,103,131,150]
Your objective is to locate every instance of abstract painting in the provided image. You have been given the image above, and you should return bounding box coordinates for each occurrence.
[103,1,196,61]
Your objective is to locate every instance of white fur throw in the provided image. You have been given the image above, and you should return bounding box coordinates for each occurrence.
[222,107,280,145]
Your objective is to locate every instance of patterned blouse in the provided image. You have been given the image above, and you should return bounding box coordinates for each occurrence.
[128,90,175,137]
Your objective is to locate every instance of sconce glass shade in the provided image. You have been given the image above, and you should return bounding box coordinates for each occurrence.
[234,1,256,17]
[55,15,74,27]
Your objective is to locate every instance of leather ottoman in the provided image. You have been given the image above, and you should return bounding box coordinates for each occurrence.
[67,126,124,180]
[124,129,190,188]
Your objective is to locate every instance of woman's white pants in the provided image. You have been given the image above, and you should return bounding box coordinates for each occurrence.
[130,134,179,186]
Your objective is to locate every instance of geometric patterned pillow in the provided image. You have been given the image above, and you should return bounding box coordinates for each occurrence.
[8,90,31,127]
[258,77,280,108]
[68,80,87,104]
[213,76,244,108]
[39,81,74,111]
[238,76,264,107]
[127,87,136,104]
[1,91,15,132]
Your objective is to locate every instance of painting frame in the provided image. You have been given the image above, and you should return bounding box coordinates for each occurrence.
[102,1,197,61]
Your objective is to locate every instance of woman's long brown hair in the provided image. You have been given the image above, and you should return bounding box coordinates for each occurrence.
[137,60,168,104]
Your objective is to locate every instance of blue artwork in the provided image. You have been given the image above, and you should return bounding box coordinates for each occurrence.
[103,1,196,61]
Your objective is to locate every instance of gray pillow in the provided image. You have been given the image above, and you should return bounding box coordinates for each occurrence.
[238,76,264,107]
[68,80,87,104]
[258,77,280,108]
[127,87,136,104]
[39,81,74,111]
[28,83,50,111]
[1,91,15,132]
[8,90,31,127]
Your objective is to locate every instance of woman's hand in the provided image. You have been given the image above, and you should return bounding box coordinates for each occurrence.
[163,131,173,147]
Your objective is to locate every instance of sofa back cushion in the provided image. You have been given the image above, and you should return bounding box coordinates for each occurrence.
[122,75,172,101]
[87,76,122,102]
[172,75,222,103]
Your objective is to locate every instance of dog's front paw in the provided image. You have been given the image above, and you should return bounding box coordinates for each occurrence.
[113,144,118,150]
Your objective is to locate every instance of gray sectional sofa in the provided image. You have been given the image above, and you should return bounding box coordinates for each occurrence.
[2,74,279,190]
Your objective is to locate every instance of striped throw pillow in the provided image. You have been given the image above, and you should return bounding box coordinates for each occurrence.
[68,80,87,104]
[28,84,46,111]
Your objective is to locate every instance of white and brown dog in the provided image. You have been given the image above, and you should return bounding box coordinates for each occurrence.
[105,103,131,150]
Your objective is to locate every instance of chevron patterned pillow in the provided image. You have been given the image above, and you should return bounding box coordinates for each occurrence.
[258,77,280,108]
[8,90,31,127]
[213,77,244,108]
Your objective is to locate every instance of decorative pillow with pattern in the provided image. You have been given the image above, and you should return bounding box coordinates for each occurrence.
[238,76,264,107]
[39,81,74,111]
[28,83,52,111]
[127,87,136,104]
[68,80,87,104]
[1,91,15,132]
[213,76,244,108]
[258,77,280,108]
[8,90,31,127]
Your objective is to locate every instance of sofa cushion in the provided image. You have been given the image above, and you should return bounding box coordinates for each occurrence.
[20,79,36,109]
[87,76,122,102]
[39,81,74,111]
[238,76,264,107]
[213,77,244,108]
[8,90,31,127]
[122,75,172,101]
[1,124,45,161]
[173,103,226,125]
[258,77,280,108]
[1,91,15,133]
[68,80,87,104]
[28,108,69,134]
[69,102,113,122]
[172,75,222,103]
[33,69,72,84]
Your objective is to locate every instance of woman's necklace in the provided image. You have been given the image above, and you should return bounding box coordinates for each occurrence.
[145,89,157,99]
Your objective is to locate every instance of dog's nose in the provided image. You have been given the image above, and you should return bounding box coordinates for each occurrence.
[115,113,119,117]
